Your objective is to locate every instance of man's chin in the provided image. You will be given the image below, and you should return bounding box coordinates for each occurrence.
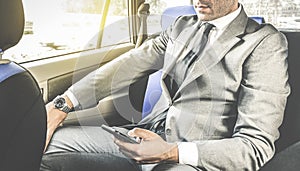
[197,13,214,21]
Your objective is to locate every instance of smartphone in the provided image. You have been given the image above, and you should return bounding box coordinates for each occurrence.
[101,124,139,144]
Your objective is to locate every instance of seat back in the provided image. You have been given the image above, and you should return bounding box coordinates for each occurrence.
[0,0,47,170]
[160,5,196,30]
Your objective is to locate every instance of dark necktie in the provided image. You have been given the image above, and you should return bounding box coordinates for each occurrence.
[165,22,215,98]
[186,22,215,68]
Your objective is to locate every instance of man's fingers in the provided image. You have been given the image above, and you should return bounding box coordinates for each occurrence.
[114,138,138,154]
[118,146,162,164]
[44,131,52,152]
[128,128,157,139]
[119,148,136,159]
[116,140,155,163]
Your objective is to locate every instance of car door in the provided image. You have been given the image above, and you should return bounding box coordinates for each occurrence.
[2,0,192,126]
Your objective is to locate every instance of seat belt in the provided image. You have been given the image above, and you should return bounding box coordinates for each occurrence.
[135,3,150,48]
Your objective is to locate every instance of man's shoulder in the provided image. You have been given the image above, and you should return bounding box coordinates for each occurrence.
[163,15,198,39]
[242,19,287,50]
[247,18,281,35]
[175,15,198,23]
[259,24,280,34]
[171,15,198,29]
[242,18,286,44]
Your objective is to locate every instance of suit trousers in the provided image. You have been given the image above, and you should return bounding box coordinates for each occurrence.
[40,126,201,171]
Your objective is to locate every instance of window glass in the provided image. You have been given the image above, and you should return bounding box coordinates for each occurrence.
[145,0,192,35]
[240,0,300,30]
[145,0,300,32]
[3,0,129,63]
[102,0,130,47]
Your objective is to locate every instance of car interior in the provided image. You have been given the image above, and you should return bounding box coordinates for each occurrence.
[1,0,300,170]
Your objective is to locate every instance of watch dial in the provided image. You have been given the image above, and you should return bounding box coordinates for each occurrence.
[55,98,65,108]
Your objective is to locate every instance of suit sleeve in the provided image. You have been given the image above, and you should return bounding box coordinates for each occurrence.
[66,24,177,109]
[188,30,290,170]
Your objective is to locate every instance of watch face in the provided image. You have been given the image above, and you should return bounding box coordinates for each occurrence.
[54,97,66,109]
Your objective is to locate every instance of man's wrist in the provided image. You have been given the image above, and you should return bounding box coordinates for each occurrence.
[166,143,179,163]
[62,94,74,109]
[46,102,68,127]
[53,95,74,114]
[64,90,79,109]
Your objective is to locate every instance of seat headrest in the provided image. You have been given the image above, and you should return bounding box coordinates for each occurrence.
[0,0,24,52]
[161,5,196,30]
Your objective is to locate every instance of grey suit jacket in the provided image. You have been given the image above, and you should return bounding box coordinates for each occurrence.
[70,7,290,171]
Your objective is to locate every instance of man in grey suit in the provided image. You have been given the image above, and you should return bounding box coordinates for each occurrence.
[41,0,290,170]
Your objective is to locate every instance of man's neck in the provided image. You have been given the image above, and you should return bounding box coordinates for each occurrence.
[208,4,242,31]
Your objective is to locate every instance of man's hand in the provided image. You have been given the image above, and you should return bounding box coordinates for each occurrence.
[114,128,179,164]
[44,102,67,152]
[44,95,73,152]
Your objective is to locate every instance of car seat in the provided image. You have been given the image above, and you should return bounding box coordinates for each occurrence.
[0,0,47,170]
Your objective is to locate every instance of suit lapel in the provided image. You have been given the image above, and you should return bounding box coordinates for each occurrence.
[161,22,200,79]
[174,8,249,97]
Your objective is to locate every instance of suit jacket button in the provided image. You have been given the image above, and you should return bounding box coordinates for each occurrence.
[166,128,172,135]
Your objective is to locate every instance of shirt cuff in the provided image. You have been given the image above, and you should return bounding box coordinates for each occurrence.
[177,142,199,166]
[64,90,80,109]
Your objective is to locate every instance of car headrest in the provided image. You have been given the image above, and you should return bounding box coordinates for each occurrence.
[0,0,24,52]
[161,5,196,31]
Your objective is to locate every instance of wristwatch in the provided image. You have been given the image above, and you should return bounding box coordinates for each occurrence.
[53,95,73,114]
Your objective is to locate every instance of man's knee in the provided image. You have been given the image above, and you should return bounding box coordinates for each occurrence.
[41,152,141,171]
[151,163,200,171]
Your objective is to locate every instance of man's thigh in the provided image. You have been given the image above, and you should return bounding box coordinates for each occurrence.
[44,126,119,154]
[41,126,141,171]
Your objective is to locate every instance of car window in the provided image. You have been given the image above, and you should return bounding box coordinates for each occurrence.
[102,0,129,47]
[3,0,129,63]
[145,0,192,35]
[240,0,300,30]
[4,0,299,63]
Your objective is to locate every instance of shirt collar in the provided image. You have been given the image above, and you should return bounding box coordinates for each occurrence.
[208,4,242,31]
